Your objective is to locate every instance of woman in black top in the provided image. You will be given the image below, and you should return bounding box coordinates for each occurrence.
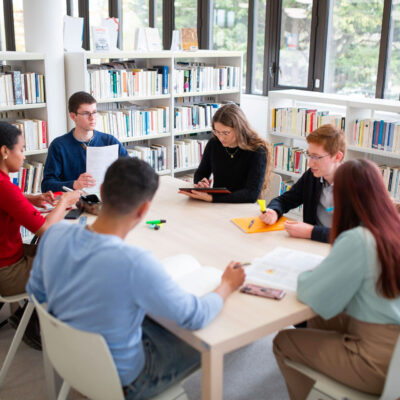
[180,103,271,203]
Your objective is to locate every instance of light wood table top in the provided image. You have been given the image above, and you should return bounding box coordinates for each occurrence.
[123,176,330,400]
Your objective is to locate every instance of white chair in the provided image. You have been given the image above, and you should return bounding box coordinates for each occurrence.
[32,296,188,400]
[263,172,282,204]
[0,293,34,388]
[284,334,400,400]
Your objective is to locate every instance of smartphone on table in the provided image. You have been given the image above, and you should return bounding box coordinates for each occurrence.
[240,283,286,300]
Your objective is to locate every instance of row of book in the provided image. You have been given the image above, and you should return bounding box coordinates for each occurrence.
[9,161,44,194]
[174,103,221,132]
[95,105,169,139]
[88,63,169,99]
[174,64,240,94]
[11,119,47,151]
[127,145,167,172]
[0,67,45,106]
[272,143,308,175]
[352,119,400,153]
[174,139,208,170]
[271,107,345,136]
[380,165,400,200]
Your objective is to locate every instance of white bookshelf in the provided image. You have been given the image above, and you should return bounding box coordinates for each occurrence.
[64,50,242,176]
[0,52,49,157]
[267,90,400,193]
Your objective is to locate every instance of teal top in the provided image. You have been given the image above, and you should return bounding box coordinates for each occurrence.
[298,226,400,325]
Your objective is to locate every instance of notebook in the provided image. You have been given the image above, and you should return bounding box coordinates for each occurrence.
[231,216,288,233]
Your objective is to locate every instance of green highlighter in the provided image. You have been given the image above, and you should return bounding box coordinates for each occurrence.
[146,219,167,224]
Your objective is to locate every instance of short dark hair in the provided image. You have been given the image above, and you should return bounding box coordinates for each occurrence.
[102,157,159,215]
[68,91,97,114]
[0,121,22,150]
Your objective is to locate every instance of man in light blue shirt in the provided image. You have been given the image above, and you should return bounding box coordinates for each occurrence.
[27,157,245,399]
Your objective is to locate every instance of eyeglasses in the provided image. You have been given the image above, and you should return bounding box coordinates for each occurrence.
[75,111,98,118]
[305,152,330,161]
[212,129,232,137]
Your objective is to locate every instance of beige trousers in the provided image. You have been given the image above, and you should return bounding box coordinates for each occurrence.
[273,313,400,400]
[0,245,35,296]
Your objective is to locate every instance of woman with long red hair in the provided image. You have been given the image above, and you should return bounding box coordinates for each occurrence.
[273,159,400,400]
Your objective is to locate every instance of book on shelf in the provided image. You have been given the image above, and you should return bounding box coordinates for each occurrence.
[379,165,400,200]
[10,161,44,194]
[127,144,167,172]
[174,138,208,169]
[0,68,45,107]
[174,63,240,94]
[271,107,345,136]
[11,119,47,151]
[180,28,199,51]
[144,27,162,51]
[174,103,221,132]
[88,63,169,99]
[96,104,169,140]
[272,143,308,175]
[352,119,400,153]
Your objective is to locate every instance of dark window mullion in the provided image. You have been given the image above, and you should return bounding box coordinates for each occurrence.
[79,0,90,50]
[66,0,73,16]
[246,0,257,94]
[150,0,156,27]
[163,0,174,50]
[376,0,392,99]
[3,0,15,51]
[198,0,212,49]
[308,0,328,92]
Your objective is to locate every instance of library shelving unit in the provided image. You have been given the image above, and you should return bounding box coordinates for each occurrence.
[0,52,48,157]
[64,50,242,177]
[267,89,400,199]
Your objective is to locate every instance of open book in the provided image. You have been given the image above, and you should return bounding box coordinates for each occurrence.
[245,247,325,292]
[162,254,222,297]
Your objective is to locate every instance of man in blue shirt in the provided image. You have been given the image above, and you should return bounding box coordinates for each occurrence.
[27,157,245,399]
[41,91,128,192]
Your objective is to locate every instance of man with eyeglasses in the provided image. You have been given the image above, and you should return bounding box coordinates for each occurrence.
[41,91,128,192]
[260,124,346,243]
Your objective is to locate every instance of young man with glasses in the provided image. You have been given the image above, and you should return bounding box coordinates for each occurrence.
[260,124,346,243]
[41,91,128,192]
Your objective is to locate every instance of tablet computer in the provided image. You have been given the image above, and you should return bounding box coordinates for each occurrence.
[179,187,231,194]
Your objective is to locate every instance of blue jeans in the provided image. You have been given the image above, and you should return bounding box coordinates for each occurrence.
[124,317,200,400]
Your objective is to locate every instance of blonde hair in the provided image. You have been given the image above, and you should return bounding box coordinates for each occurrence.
[212,103,272,193]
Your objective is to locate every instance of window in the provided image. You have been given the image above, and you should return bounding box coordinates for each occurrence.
[384,0,400,100]
[175,0,197,31]
[325,0,384,97]
[89,0,109,28]
[213,1,248,90]
[253,0,266,94]
[122,0,149,50]
[277,0,312,88]
[13,0,24,51]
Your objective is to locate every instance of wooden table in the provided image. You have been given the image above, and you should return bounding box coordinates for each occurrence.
[124,176,330,400]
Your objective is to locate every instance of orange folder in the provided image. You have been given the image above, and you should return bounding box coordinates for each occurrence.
[231,216,288,234]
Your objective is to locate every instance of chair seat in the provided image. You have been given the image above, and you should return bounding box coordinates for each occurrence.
[284,359,379,400]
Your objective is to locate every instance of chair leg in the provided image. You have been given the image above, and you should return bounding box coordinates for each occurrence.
[0,302,34,387]
[56,381,71,400]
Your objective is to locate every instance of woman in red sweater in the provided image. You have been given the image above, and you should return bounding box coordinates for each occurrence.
[0,121,80,296]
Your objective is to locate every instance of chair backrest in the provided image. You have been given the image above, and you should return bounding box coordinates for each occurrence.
[380,333,400,400]
[32,296,124,400]
[263,172,282,204]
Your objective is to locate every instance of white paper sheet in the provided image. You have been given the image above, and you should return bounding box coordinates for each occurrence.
[86,144,118,194]
[245,247,325,292]
[162,254,222,297]
[63,15,84,51]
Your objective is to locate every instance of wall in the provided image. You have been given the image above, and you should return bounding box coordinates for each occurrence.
[241,94,269,139]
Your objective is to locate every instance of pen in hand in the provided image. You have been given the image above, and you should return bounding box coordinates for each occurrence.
[233,262,251,269]
[248,219,255,229]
